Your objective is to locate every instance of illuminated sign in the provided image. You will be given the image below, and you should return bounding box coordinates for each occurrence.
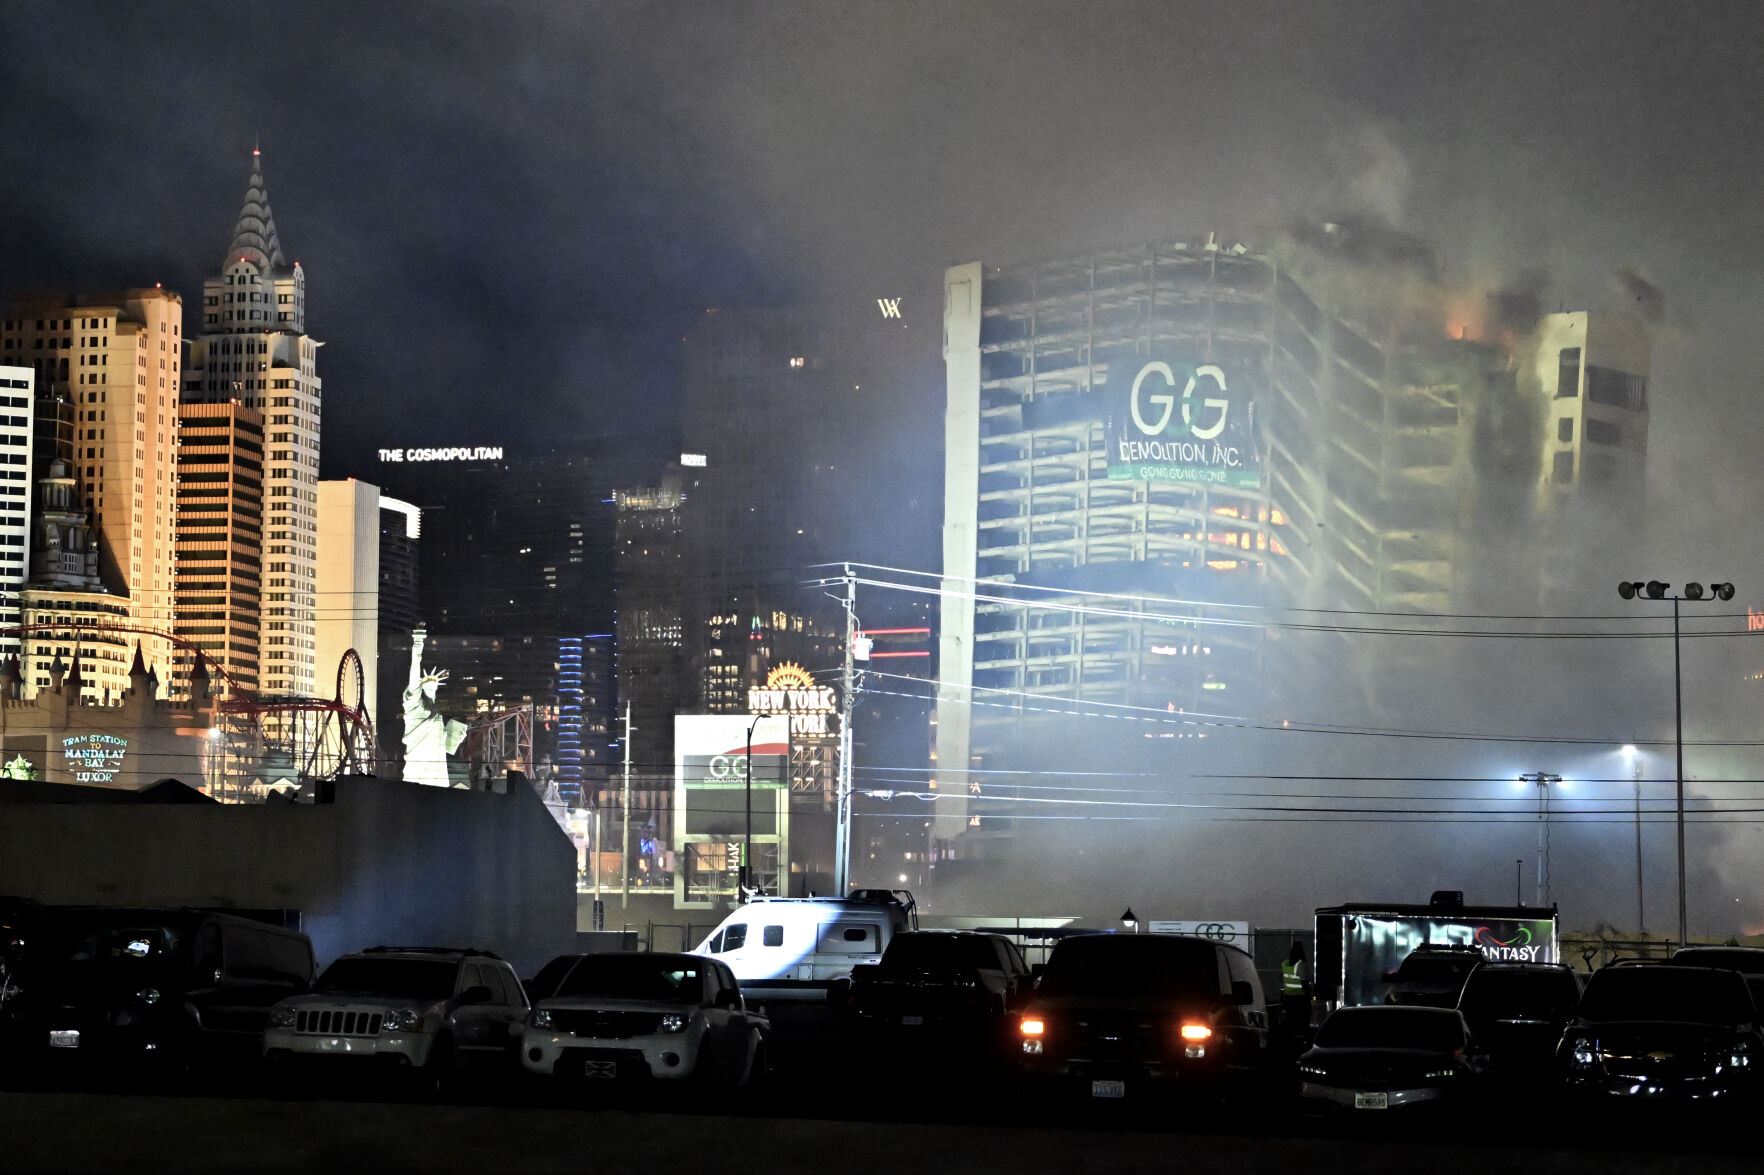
[62,733,128,784]
[1148,920,1249,945]
[748,662,837,736]
[680,453,707,467]
[877,298,902,319]
[1749,607,1764,632]
[1106,361,1260,487]
[377,446,504,463]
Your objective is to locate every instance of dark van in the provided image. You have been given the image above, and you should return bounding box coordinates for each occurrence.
[13,906,314,1075]
[1014,933,1270,1103]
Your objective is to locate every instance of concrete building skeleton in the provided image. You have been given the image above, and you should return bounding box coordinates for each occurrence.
[934,239,1651,848]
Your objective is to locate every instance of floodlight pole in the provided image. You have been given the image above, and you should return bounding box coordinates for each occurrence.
[1617,580,1735,951]
[1673,596,1685,950]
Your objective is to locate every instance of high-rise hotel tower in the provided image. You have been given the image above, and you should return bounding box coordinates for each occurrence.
[183,149,322,697]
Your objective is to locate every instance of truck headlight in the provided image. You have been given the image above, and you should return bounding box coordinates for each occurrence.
[1569,1037,1596,1068]
[386,1008,422,1033]
[269,1005,296,1029]
[530,1009,553,1030]
[659,1013,687,1034]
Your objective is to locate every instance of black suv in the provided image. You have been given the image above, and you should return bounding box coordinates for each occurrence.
[1559,963,1762,1101]
[1382,945,1485,1008]
[1014,933,1269,1103]
[7,906,314,1079]
[849,931,1032,1045]
[1456,962,1583,1079]
[1671,946,1764,1010]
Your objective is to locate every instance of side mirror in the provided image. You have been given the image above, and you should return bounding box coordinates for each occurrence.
[1382,970,1399,983]
[1031,963,1047,981]
[458,985,494,1006]
[715,988,740,1009]
[1231,980,1256,1006]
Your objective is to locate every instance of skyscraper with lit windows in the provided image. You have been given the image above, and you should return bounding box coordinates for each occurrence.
[183,149,322,698]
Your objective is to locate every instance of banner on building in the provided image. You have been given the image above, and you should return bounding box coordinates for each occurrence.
[1105,360,1260,487]
[675,715,790,792]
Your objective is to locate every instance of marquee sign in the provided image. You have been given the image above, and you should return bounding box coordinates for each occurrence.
[377,446,504,463]
[747,663,837,736]
[62,733,129,785]
[1105,361,1260,487]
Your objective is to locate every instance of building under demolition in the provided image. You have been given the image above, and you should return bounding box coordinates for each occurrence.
[933,231,1652,848]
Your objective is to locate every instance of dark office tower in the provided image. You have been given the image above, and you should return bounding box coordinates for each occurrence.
[183,148,322,699]
[374,496,421,771]
[174,401,265,696]
[677,304,931,710]
[613,467,686,786]
[376,437,662,798]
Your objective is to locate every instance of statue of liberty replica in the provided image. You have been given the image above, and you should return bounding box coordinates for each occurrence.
[402,625,468,787]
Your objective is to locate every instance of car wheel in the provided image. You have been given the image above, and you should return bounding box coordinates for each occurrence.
[418,1036,455,1101]
[738,1038,768,1094]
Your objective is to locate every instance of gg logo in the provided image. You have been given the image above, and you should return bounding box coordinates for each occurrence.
[1130,362,1230,440]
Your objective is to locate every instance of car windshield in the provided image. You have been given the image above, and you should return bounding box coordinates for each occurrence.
[527,955,583,1002]
[1459,970,1580,1019]
[555,955,705,1004]
[1315,1008,1466,1050]
[1037,936,1220,1000]
[882,934,999,971]
[48,917,183,980]
[316,957,458,999]
[1393,954,1480,984]
[1577,967,1756,1025]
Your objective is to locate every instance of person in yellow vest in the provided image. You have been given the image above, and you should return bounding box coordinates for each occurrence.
[1281,941,1312,1034]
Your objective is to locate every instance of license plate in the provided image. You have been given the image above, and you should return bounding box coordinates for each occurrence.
[900,1015,923,1026]
[49,1029,79,1049]
[1091,1079,1126,1099]
[585,1060,617,1079]
[1354,1092,1389,1110]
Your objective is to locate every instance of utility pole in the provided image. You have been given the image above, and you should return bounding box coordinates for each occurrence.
[620,703,632,908]
[833,566,857,895]
[1518,772,1560,906]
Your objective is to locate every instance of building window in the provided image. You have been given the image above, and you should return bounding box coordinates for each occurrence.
[1557,417,1574,443]
[1556,348,1581,398]
[1552,450,1575,483]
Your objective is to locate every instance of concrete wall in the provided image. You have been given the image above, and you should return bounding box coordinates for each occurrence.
[0,776,575,976]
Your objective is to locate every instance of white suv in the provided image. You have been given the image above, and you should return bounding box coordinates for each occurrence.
[522,953,767,1089]
[264,947,528,1086]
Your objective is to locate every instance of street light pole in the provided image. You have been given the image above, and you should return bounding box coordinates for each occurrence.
[1617,579,1736,951]
[743,714,763,898]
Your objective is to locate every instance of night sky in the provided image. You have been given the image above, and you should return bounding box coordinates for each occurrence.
[6,2,1764,927]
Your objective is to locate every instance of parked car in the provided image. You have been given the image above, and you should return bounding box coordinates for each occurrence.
[1559,963,1763,1101]
[848,930,1032,1046]
[1671,946,1764,1008]
[1298,1005,1489,1111]
[1455,962,1583,1080]
[13,906,313,1076]
[521,952,767,1089]
[263,947,528,1090]
[1013,932,1270,1102]
[1381,944,1485,1008]
[692,889,916,1003]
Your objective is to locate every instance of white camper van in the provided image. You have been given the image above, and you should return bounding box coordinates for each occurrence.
[691,890,916,1002]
